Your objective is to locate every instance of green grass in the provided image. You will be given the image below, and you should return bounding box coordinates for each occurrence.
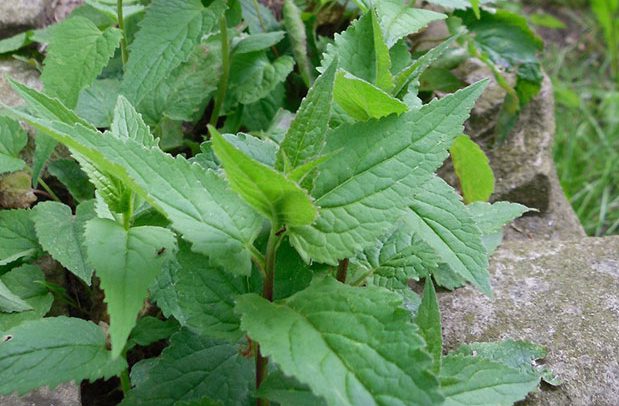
[540,9,619,236]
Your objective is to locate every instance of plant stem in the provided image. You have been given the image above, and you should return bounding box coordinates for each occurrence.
[252,0,268,32]
[117,0,128,66]
[37,177,61,202]
[119,367,131,395]
[336,258,349,283]
[255,224,281,406]
[209,16,230,128]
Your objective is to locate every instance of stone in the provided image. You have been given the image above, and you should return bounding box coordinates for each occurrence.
[448,58,586,240]
[439,237,619,406]
[0,58,42,107]
[0,0,53,38]
[1,383,81,406]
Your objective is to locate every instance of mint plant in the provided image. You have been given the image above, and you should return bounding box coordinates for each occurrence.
[0,0,556,404]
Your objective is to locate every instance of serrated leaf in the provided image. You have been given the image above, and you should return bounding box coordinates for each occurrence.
[239,0,279,34]
[111,96,156,147]
[237,277,443,406]
[415,279,442,374]
[467,201,530,235]
[221,132,278,167]
[375,1,445,47]
[283,0,313,87]
[120,0,226,121]
[6,102,263,275]
[227,53,294,105]
[174,242,248,341]
[0,117,27,175]
[41,16,121,108]
[76,78,121,128]
[233,31,286,54]
[211,126,317,227]
[0,265,52,332]
[288,82,487,265]
[257,369,327,406]
[127,316,180,349]
[85,218,177,357]
[32,201,96,284]
[322,11,393,91]
[121,328,254,406]
[440,354,540,406]
[277,60,337,172]
[450,135,495,203]
[334,70,407,121]
[47,159,95,202]
[0,317,126,395]
[0,209,40,266]
[0,280,32,313]
[150,259,185,322]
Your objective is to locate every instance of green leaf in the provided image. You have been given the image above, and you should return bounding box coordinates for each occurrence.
[239,0,279,34]
[127,316,180,349]
[150,259,184,322]
[283,0,313,86]
[0,265,53,332]
[122,329,254,406]
[41,16,121,108]
[227,52,294,105]
[375,1,445,47]
[221,133,278,167]
[450,135,495,203]
[210,126,317,227]
[233,31,286,54]
[6,103,263,275]
[32,201,96,284]
[408,176,491,295]
[333,70,407,121]
[467,201,530,253]
[236,277,443,406]
[257,369,327,406]
[85,218,177,357]
[322,11,393,91]
[0,317,126,395]
[120,0,226,121]
[111,95,156,147]
[47,159,95,202]
[0,209,39,266]
[0,279,32,313]
[440,354,540,406]
[277,60,337,172]
[288,81,487,265]
[0,117,27,175]
[76,78,121,128]
[0,32,32,54]
[174,242,248,341]
[415,279,442,374]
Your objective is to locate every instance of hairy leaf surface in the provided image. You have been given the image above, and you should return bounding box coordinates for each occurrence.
[375,1,445,47]
[0,210,39,266]
[0,265,52,332]
[0,117,27,174]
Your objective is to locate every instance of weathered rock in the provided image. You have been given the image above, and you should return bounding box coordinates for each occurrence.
[1,383,81,406]
[450,59,586,240]
[0,0,53,38]
[0,58,42,107]
[439,237,619,406]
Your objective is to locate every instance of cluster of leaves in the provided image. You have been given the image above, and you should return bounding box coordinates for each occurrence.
[0,0,555,404]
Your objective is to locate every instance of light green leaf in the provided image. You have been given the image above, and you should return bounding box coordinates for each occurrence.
[120,0,226,121]
[239,0,279,34]
[375,1,445,47]
[221,133,278,167]
[237,277,443,406]
[233,31,286,54]
[76,78,121,128]
[227,53,294,105]
[0,280,32,313]
[0,317,126,395]
[111,95,156,147]
[0,117,27,174]
[415,279,442,374]
[450,135,495,203]
[0,209,39,266]
[121,329,254,406]
[0,32,32,54]
[440,354,540,406]
[32,201,96,284]
[257,369,327,406]
[150,259,184,322]
[85,218,177,357]
[467,201,530,253]
[277,60,337,172]
[0,265,53,332]
[174,242,248,341]
[47,159,95,203]
[41,16,121,108]
[289,82,487,265]
[6,102,263,275]
[211,126,317,227]
[334,70,407,121]
[322,11,393,91]
[409,176,491,295]
[424,0,493,10]
[283,0,313,86]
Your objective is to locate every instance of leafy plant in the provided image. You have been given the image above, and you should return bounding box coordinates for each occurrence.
[0,0,555,404]
[591,0,619,81]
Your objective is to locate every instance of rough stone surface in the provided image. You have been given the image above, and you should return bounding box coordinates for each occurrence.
[0,0,53,38]
[439,237,619,406]
[0,57,42,107]
[449,59,586,240]
[1,383,81,406]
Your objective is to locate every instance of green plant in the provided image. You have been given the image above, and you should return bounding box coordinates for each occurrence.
[591,0,619,81]
[0,0,556,404]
